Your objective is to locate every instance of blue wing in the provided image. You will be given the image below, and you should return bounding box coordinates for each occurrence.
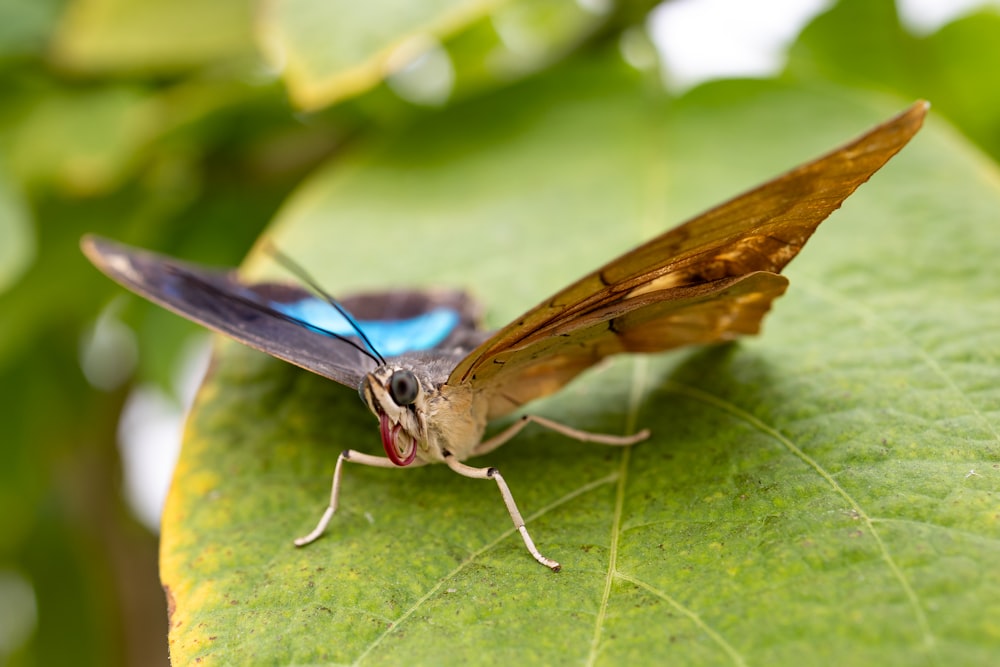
[272,299,460,357]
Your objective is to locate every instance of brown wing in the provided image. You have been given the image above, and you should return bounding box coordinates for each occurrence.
[447,101,928,419]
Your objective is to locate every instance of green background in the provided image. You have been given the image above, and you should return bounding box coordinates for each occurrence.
[1,0,998,665]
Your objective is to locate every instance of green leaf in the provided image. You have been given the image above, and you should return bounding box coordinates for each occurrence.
[257,0,644,110]
[3,85,159,195]
[916,9,1000,159]
[785,0,916,89]
[0,165,33,294]
[52,0,257,73]
[0,0,62,57]
[786,0,1000,162]
[161,52,1000,664]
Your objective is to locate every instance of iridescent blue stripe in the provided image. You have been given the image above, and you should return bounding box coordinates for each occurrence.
[273,298,460,357]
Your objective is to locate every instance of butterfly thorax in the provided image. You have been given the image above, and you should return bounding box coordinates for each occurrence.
[359,354,488,466]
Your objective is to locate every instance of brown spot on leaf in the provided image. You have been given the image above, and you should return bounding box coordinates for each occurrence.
[163,585,177,627]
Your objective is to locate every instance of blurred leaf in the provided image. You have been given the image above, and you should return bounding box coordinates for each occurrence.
[4,85,158,195]
[917,9,1000,156]
[0,61,304,661]
[0,165,34,294]
[0,76,296,666]
[0,72,309,382]
[432,0,618,103]
[786,0,1000,160]
[0,0,63,57]
[160,51,1000,664]
[0,60,301,200]
[258,0,654,110]
[52,0,257,73]
[0,320,167,667]
[786,0,915,88]
[258,0,477,109]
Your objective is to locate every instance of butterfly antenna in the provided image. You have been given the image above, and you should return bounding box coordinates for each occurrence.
[263,242,387,365]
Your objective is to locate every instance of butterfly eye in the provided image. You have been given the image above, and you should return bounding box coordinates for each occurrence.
[388,370,419,406]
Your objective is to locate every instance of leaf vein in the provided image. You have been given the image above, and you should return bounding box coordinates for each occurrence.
[586,358,650,666]
[585,448,629,667]
[350,470,620,665]
[664,380,937,653]
[796,278,1000,445]
[870,516,1000,547]
[614,571,748,667]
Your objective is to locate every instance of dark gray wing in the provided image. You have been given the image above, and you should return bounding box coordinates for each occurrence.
[82,235,482,388]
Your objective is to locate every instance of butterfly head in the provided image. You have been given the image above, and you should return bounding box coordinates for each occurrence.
[359,365,430,466]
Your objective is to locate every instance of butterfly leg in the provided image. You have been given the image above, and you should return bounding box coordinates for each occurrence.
[294,449,413,547]
[444,451,561,572]
[472,414,650,457]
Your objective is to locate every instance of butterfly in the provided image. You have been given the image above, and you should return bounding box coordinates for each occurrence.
[83,101,927,571]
